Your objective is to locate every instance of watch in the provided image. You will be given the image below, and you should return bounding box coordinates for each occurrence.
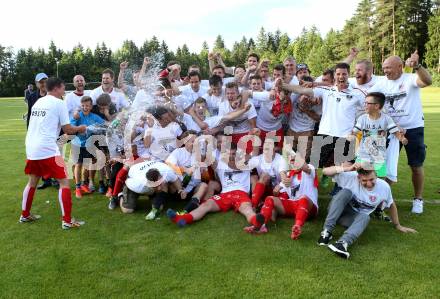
[413,64,422,70]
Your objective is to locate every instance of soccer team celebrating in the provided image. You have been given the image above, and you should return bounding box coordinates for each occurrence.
[22,47,432,259]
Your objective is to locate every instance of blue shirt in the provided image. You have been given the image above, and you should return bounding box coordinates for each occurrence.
[70,111,105,147]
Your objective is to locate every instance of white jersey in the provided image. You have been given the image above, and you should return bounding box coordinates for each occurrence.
[65,90,91,118]
[90,86,128,111]
[26,95,70,160]
[133,126,150,158]
[178,85,209,108]
[252,91,284,132]
[333,171,393,215]
[216,160,251,194]
[313,85,366,137]
[218,101,257,134]
[348,75,383,94]
[125,160,177,194]
[249,153,287,186]
[353,113,399,163]
[132,89,155,109]
[148,122,183,161]
[349,76,383,119]
[203,93,224,116]
[279,164,318,208]
[182,113,223,133]
[289,95,321,132]
[369,73,424,129]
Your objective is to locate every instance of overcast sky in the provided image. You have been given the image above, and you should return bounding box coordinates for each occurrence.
[1,0,360,52]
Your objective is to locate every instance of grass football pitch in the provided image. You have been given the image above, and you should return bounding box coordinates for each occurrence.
[0,89,439,298]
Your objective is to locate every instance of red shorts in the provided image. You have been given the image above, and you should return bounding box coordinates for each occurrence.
[280,195,318,218]
[24,156,68,179]
[231,132,255,154]
[259,128,284,150]
[210,190,251,212]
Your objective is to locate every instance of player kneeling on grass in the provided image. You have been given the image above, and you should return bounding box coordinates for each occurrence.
[318,163,417,259]
[122,160,186,219]
[248,149,318,239]
[165,130,208,213]
[21,77,87,229]
[167,143,264,229]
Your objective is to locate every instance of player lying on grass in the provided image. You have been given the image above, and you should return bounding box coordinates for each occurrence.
[166,143,265,229]
[318,163,417,259]
[245,149,318,239]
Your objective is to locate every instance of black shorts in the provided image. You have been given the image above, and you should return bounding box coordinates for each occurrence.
[315,135,355,168]
[71,145,94,164]
[400,127,426,167]
[121,185,140,210]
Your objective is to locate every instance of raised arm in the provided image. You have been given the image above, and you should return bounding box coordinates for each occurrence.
[215,53,234,75]
[341,47,359,65]
[405,50,432,87]
[117,61,129,91]
[137,57,150,86]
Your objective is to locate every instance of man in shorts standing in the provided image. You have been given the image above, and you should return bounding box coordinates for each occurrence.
[21,77,87,229]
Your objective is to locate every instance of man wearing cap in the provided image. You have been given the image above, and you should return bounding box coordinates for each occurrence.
[296,64,311,81]
[26,73,48,128]
[121,160,186,220]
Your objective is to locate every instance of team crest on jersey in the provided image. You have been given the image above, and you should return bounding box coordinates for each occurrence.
[369,195,377,202]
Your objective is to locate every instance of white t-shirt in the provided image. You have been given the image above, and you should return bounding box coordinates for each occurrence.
[133,126,150,158]
[369,73,424,129]
[248,153,287,186]
[125,160,178,194]
[178,85,209,108]
[203,93,224,116]
[26,95,70,160]
[289,95,321,132]
[216,160,251,193]
[182,113,223,133]
[348,75,383,94]
[333,171,394,215]
[65,90,91,118]
[148,122,183,161]
[132,89,155,109]
[313,86,366,137]
[218,101,257,134]
[279,164,318,208]
[252,91,284,132]
[90,86,128,111]
[353,113,399,163]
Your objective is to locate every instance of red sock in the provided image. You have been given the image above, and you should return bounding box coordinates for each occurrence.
[22,185,36,217]
[59,188,72,223]
[177,213,194,224]
[112,167,128,197]
[251,182,266,207]
[260,196,274,223]
[294,197,310,227]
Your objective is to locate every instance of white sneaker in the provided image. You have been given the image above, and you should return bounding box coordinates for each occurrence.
[62,219,85,230]
[411,198,423,214]
[19,214,41,223]
[88,182,96,192]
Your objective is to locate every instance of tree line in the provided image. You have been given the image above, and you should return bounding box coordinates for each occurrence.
[0,0,439,97]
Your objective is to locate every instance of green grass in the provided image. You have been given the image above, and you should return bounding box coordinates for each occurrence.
[1,89,440,298]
